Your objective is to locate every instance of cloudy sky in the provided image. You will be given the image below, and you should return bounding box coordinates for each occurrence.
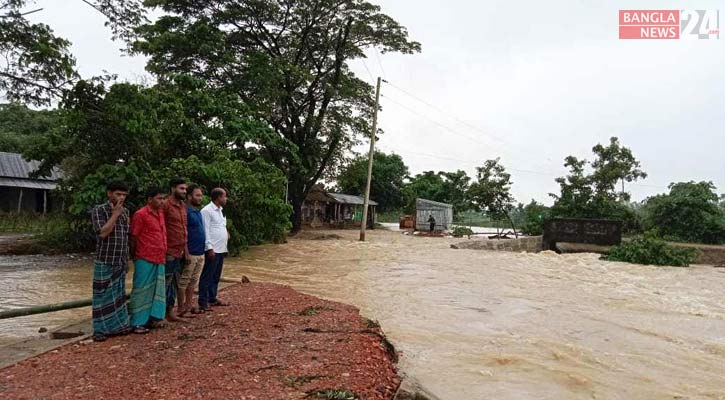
[26,0,725,204]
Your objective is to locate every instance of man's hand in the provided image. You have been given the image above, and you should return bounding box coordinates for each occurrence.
[111,199,125,217]
[185,252,192,263]
[206,249,216,260]
[99,199,125,239]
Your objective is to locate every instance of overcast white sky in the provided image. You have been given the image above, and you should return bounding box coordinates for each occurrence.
[26,0,725,205]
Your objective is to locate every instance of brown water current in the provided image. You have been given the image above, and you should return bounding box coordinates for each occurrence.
[1,230,725,399]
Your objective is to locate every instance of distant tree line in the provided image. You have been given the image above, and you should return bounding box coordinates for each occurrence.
[334,137,725,245]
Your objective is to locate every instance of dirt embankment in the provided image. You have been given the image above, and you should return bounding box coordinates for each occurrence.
[0,234,59,256]
[0,282,401,400]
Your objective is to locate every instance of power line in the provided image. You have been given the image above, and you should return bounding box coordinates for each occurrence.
[391,149,554,176]
[381,93,559,174]
[384,80,510,144]
[383,80,562,169]
[380,92,669,191]
[381,93,507,152]
[374,49,387,79]
[360,59,375,85]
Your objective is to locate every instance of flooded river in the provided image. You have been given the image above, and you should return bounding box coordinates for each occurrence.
[2,229,725,399]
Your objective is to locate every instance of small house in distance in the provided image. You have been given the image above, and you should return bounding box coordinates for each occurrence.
[0,152,61,214]
[302,185,378,228]
[415,198,453,232]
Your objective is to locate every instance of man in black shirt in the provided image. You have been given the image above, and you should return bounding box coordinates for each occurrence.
[90,180,133,342]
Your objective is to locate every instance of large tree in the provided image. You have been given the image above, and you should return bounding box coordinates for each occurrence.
[0,0,146,105]
[401,169,472,215]
[132,0,420,232]
[439,170,472,215]
[335,151,408,212]
[591,136,647,201]
[642,181,725,244]
[468,158,517,233]
[401,171,445,213]
[24,76,290,251]
[550,137,645,231]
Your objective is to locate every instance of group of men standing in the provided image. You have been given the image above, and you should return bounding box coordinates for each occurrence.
[90,178,230,342]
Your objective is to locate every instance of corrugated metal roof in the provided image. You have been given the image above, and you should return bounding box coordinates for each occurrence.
[416,198,453,209]
[0,152,61,181]
[327,193,378,206]
[0,177,57,190]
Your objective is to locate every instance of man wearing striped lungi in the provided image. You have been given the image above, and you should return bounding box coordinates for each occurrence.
[90,180,133,342]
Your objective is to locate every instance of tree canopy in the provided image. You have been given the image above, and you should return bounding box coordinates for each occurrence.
[132,0,421,231]
[0,0,146,105]
[24,76,290,252]
[642,181,725,244]
[0,102,59,152]
[550,137,644,231]
[335,151,408,212]
[468,158,516,230]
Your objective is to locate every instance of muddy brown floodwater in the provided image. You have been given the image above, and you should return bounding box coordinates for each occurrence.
[2,229,725,399]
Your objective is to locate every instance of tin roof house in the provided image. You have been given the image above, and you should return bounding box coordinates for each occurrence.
[302,185,378,229]
[0,152,61,213]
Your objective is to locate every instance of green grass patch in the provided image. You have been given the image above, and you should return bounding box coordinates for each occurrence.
[0,212,68,234]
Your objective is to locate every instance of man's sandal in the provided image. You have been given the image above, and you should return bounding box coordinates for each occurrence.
[132,326,150,334]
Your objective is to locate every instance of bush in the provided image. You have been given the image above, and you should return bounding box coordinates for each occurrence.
[642,181,725,244]
[519,200,549,236]
[36,155,291,255]
[452,226,474,238]
[602,233,697,267]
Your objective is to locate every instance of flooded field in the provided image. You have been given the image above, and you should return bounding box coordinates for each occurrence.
[2,229,725,399]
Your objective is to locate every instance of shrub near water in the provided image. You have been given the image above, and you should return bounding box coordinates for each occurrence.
[452,226,474,238]
[602,233,697,267]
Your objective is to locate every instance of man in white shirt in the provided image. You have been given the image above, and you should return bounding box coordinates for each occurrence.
[198,187,231,311]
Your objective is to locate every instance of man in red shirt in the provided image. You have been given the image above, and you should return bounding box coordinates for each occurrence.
[163,177,188,322]
[128,186,168,331]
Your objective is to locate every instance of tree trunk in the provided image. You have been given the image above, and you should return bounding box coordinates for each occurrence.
[290,195,304,234]
[506,213,519,238]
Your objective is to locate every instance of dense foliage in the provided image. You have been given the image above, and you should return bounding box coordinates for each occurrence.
[602,233,697,267]
[550,137,644,232]
[24,76,290,253]
[468,158,516,231]
[335,151,408,212]
[0,0,145,105]
[132,0,421,232]
[400,171,445,213]
[517,200,550,236]
[0,103,59,152]
[451,226,473,238]
[642,181,725,244]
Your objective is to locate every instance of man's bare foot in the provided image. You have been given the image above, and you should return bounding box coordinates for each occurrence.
[166,310,189,322]
[178,307,196,318]
[167,314,189,323]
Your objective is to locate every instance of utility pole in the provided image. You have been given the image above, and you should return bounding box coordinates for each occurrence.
[360,76,382,242]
